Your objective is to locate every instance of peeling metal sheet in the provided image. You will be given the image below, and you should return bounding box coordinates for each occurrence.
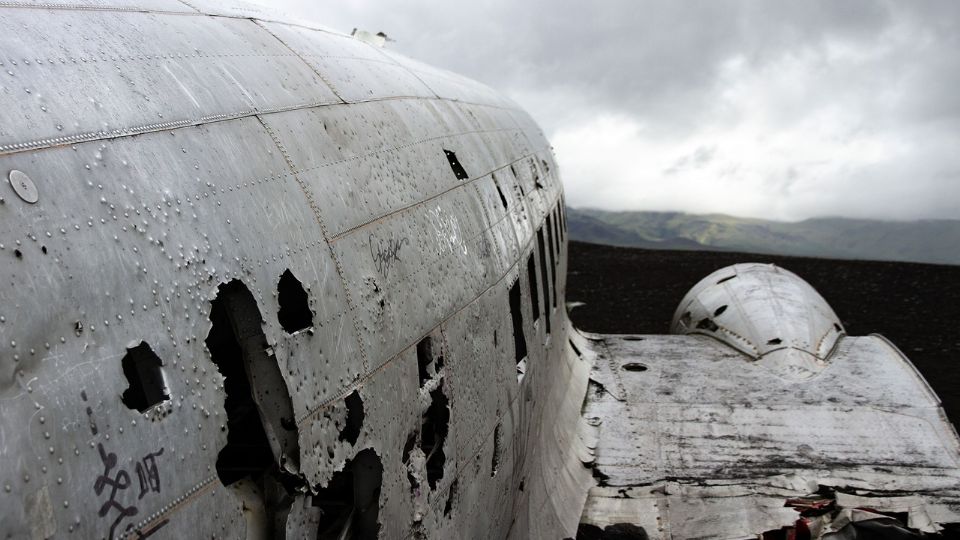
[580,333,960,538]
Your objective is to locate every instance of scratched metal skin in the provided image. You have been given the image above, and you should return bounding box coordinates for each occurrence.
[0,3,589,539]
[672,263,846,380]
[578,266,960,537]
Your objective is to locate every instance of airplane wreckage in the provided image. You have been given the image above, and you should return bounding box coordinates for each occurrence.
[0,2,958,539]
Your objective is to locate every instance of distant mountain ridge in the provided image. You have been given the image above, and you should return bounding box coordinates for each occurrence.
[566,208,960,265]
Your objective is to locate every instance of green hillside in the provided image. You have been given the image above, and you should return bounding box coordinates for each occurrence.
[566,208,960,265]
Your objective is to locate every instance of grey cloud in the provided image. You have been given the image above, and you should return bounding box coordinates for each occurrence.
[268,0,960,221]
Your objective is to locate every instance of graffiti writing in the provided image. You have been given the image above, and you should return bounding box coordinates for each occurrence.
[369,233,409,279]
[94,443,138,540]
[93,443,166,539]
[135,449,164,500]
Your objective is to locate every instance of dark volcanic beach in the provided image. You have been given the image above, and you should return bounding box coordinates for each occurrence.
[565,240,960,428]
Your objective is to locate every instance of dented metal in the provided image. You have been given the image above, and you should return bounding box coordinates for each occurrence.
[672,263,846,380]
[0,2,582,538]
[580,267,960,538]
[0,3,957,540]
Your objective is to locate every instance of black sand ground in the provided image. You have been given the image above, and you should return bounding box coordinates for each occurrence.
[566,240,960,428]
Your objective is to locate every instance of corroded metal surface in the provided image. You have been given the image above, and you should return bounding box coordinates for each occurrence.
[0,2,584,539]
[580,332,960,537]
[2,2,957,539]
[672,263,846,379]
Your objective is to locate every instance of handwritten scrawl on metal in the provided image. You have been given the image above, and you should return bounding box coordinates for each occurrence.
[94,443,138,540]
[370,233,410,279]
[135,449,164,500]
[93,444,168,538]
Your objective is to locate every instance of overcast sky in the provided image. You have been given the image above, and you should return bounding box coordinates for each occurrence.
[265,0,959,222]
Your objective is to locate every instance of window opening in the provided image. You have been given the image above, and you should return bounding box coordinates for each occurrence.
[527,254,540,322]
[443,149,469,180]
[547,213,560,264]
[547,231,558,308]
[552,208,562,256]
[537,227,552,328]
[509,279,527,362]
[494,178,509,210]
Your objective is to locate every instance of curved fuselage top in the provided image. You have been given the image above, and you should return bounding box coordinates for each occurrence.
[0,2,575,539]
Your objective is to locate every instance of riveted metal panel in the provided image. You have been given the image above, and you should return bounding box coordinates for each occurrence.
[331,187,494,367]
[0,5,592,539]
[0,9,339,154]
[0,0,197,12]
[580,334,960,537]
[381,49,514,108]
[258,21,436,102]
[262,100,532,239]
[0,114,364,538]
[177,0,288,20]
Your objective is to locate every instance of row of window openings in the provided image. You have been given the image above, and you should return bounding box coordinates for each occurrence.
[446,148,563,220]
[510,201,566,368]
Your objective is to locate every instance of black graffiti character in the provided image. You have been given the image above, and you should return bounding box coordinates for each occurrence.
[135,448,164,500]
[94,443,138,539]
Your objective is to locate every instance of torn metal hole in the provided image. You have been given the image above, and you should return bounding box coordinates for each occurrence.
[13,249,22,259]
[337,390,364,445]
[833,323,843,332]
[313,449,383,540]
[713,305,728,316]
[206,280,299,488]
[767,338,782,345]
[443,149,469,180]
[696,318,719,332]
[509,279,527,363]
[422,384,450,490]
[402,431,418,489]
[622,363,648,372]
[443,478,458,518]
[120,341,169,413]
[277,269,313,334]
[417,336,434,388]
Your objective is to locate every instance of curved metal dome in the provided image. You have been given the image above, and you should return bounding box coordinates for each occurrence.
[671,263,845,379]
